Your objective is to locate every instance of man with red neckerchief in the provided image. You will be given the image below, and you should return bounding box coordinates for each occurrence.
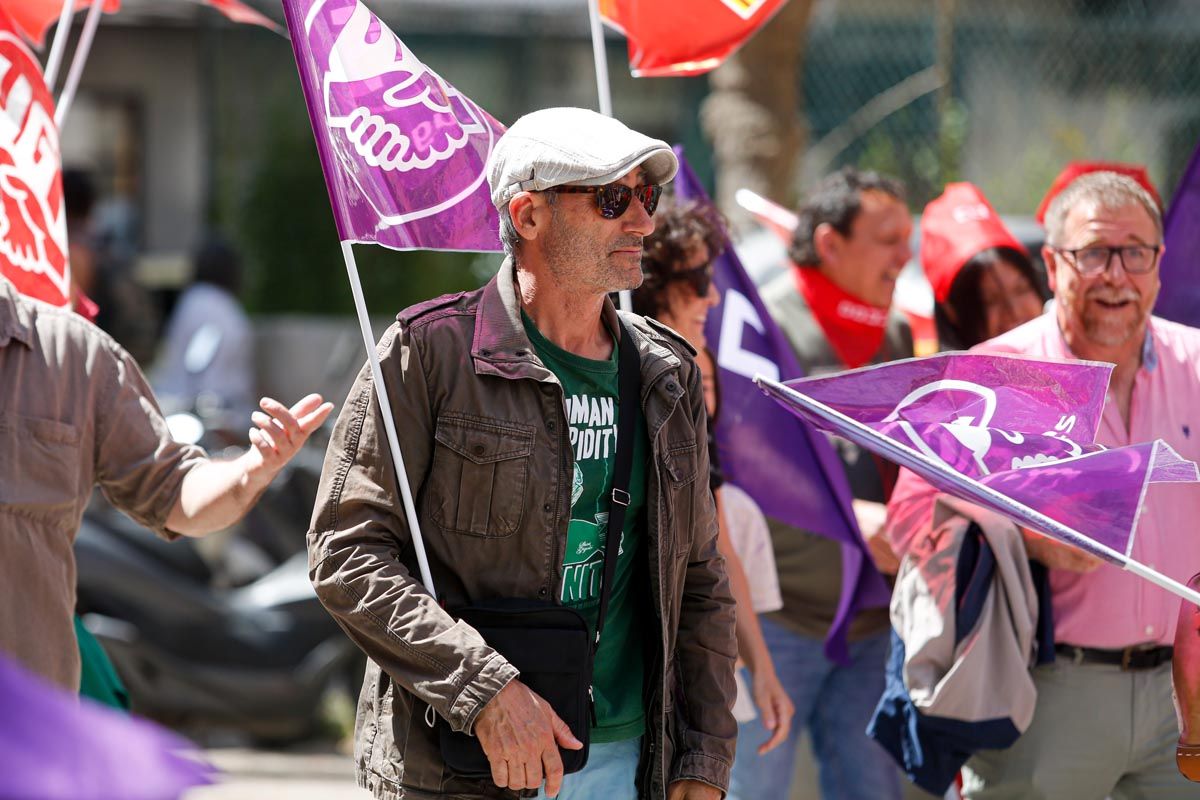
[728,167,912,800]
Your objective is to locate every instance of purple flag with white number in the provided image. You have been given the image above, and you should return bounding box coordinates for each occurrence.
[757,353,1200,574]
[282,0,504,251]
[675,149,889,664]
[1155,138,1200,327]
[0,655,212,799]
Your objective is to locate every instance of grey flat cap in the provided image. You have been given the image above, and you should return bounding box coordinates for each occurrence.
[486,107,678,210]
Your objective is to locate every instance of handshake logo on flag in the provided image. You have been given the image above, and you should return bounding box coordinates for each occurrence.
[880,379,1088,478]
[322,0,486,174]
[310,0,500,226]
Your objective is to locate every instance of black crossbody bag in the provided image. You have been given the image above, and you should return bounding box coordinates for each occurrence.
[436,318,640,778]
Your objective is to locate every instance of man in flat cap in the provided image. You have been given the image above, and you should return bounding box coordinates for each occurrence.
[309,107,737,800]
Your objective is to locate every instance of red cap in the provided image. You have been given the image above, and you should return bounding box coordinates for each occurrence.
[920,183,1027,304]
[1035,161,1162,225]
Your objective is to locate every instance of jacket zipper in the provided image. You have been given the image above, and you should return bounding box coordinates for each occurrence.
[553,387,571,600]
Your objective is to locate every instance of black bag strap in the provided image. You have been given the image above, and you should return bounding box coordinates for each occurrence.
[592,316,640,652]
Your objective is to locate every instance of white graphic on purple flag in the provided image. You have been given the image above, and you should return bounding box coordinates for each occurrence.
[320,1,487,176]
[284,0,504,251]
[880,379,1092,477]
[756,353,1200,604]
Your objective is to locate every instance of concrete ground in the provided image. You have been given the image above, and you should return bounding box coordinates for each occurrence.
[182,737,939,800]
[185,745,369,800]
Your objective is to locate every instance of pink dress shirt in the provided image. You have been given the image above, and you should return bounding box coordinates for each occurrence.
[887,312,1200,649]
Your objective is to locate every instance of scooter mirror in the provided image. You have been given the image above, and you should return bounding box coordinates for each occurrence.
[166,412,205,445]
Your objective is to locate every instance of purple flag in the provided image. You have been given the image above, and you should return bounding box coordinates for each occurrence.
[0,655,213,799]
[675,149,889,664]
[1155,138,1200,326]
[757,354,1200,602]
[282,0,505,251]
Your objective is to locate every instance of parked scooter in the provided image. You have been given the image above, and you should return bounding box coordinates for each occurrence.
[74,406,361,743]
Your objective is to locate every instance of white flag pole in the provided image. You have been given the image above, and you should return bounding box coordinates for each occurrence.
[341,241,438,597]
[44,0,76,88]
[585,0,636,313]
[587,0,613,117]
[756,375,1200,608]
[54,0,104,128]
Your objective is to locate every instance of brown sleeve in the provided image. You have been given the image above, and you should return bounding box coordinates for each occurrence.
[307,322,517,733]
[671,356,739,792]
[92,339,207,540]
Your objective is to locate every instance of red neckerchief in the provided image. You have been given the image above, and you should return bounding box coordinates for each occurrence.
[792,266,889,369]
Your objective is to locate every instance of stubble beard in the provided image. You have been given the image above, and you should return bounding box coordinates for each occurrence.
[542,210,643,295]
[1079,295,1147,348]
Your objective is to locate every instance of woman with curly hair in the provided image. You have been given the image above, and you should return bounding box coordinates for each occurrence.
[634,197,794,756]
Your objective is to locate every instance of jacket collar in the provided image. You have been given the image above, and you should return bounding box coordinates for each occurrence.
[471,258,681,385]
[0,278,36,349]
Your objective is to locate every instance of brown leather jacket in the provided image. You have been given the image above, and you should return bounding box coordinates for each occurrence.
[308,262,737,799]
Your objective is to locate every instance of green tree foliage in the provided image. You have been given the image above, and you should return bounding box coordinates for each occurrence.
[238,99,496,316]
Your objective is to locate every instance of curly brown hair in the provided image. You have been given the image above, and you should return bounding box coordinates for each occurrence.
[633,196,728,319]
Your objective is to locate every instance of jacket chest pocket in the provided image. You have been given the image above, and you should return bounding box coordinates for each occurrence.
[427,414,535,538]
[0,413,81,526]
[659,437,698,559]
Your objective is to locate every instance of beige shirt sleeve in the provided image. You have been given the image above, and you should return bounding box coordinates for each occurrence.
[721,483,783,614]
[92,338,208,539]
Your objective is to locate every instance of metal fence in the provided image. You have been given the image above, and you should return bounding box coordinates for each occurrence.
[799,0,1200,212]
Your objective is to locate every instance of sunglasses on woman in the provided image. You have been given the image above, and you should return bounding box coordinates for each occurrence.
[553,182,663,219]
[662,262,715,297]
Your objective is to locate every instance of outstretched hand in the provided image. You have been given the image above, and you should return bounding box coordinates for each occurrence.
[245,393,334,477]
[167,393,336,536]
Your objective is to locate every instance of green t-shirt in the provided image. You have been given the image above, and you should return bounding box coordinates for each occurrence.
[522,313,647,743]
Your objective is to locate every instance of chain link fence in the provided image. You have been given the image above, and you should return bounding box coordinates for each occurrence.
[798,0,1200,213]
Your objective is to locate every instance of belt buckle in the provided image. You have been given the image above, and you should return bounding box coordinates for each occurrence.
[1121,646,1162,671]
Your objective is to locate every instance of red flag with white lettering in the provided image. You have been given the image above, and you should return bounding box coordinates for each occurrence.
[599,0,789,77]
[0,6,70,306]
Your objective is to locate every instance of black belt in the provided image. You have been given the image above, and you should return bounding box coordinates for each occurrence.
[1055,643,1173,671]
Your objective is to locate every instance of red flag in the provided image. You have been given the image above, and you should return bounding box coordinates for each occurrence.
[8,0,277,47]
[191,0,280,33]
[599,0,789,77]
[7,0,118,46]
[0,6,71,306]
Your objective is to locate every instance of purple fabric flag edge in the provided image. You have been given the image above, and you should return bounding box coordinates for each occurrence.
[672,148,889,664]
[1155,136,1200,326]
[758,374,1197,572]
[280,0,504,253]
[789,351,1113,445]
[0,655,213,800]
[282,0,355,246]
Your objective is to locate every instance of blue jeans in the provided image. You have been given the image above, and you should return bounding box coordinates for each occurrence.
[729,619,900,800]
[533,737,641,800]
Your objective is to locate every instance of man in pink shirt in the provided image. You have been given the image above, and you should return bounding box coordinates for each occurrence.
[888,171,1200,798]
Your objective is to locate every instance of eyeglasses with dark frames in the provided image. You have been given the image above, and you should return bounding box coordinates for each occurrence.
[1050,244,1162,276]
[551,183,663,220]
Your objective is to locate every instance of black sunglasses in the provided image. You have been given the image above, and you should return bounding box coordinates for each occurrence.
[552,183,663,219]
[662,262,714,297]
